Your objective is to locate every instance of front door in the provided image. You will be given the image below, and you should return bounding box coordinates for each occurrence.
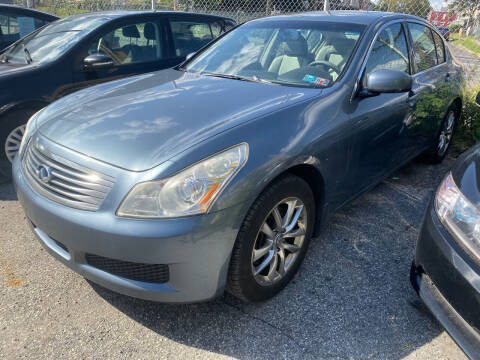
[71,18,171,91]
[349,22,413,192]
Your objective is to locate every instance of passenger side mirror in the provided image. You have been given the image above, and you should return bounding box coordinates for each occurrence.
[476,92,480,107]
[83,54,114,71]
[365,69,412,94]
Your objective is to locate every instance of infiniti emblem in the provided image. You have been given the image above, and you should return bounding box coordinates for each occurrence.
[37,165,53,183]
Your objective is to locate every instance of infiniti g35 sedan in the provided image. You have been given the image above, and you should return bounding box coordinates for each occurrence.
[0,10,234,180]
[13,11,465,303]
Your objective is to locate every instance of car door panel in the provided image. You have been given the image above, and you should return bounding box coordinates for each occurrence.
[407,22,449,150]
[349,22,413,193]
[71,17,171,93]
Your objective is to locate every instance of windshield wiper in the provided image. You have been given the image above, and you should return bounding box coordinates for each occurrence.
[23,44,32,64]
[201,72,277,85]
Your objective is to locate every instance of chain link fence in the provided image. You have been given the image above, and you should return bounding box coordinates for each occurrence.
[9,0,437,24]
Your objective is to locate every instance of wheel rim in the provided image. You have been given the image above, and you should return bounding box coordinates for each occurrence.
[437,111,455,157]
[251,197,307,286]
[5,124,26,163]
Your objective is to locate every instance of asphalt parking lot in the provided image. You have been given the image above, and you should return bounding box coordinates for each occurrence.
[1,45,478,360]
[0,158,469,360]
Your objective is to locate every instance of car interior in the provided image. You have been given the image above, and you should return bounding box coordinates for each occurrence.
[204,27,361,87]
[90,22,162,65]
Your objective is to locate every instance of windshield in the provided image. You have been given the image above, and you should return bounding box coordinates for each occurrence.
[1,15,110,64]
[184,21,365,88]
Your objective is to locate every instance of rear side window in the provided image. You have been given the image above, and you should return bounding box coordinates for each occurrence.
[169,19,213,57]
[365,23,410,77]
[210,21,222,37]
[408,23,438,72]
[432,31,445,64]
[0,14,46,38]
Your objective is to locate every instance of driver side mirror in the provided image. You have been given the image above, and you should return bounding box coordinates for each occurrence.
[365,69,412,94]
[83,54,114,71]
[476,92,480,107]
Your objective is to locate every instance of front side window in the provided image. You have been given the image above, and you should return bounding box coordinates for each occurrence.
[1,15,110,64]
[88,22,164,65]
[365,23,410,77]
[432,31,445,64]
[184,21,365,88]
[408,23,438,72]
[169,19,214,57]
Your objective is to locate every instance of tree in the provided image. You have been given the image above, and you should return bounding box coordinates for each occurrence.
[375,0,433,19]
[449,0,480,14]
[449,0,480,35]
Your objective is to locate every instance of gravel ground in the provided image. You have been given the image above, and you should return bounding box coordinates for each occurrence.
[1,46,477,360]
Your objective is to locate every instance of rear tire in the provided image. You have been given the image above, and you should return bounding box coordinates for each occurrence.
[421,105,458,164]
[226,174,315,302]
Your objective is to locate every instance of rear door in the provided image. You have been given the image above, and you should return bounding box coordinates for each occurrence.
[406,22,450,149]
[71,16,170,90]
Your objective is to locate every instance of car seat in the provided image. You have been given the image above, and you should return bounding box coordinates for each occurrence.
[268,32,309,76]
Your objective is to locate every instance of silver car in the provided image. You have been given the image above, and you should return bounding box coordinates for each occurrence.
[13,11,464,303]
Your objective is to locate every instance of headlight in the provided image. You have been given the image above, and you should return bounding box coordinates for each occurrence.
[18,109,41,157]
[117,143,248,218]
[435,172,480,257]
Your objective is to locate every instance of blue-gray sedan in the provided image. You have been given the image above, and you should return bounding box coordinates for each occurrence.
[13,11,465,303]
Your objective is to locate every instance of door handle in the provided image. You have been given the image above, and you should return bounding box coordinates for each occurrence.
[408,91,420,107]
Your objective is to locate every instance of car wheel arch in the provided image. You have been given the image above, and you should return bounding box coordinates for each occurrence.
[0,100,49,120]
[240,160,326,238]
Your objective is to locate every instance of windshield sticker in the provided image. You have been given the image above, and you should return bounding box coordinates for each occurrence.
[302,75,330,87]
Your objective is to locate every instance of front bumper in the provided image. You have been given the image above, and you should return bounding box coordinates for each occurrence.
[13,155,244,303]
[412,201,480,358]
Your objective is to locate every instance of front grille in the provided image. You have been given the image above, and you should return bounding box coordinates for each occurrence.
[22,139,114,211]
[85,254,170,283]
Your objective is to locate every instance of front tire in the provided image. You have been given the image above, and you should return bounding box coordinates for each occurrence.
[0,109,35,183]
[226,174,315,302]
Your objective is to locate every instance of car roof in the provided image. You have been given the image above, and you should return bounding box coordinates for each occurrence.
[252,10,426,26]
[63,10,234,22]
[0,4,59,19]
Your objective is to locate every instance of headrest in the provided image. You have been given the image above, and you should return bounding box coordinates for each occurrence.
[122,25,140,38]
[278,32,308,57]
[144,23,156,40]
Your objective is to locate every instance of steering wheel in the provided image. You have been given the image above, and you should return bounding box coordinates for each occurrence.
[308,60,341,77]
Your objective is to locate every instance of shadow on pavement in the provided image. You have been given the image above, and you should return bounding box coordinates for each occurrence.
[90,159,456,359]
[0,183,17,201]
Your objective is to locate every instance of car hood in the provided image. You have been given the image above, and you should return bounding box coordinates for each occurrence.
[37,69,316,171]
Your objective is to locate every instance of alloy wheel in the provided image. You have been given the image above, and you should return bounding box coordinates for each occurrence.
[251,197,307,286]
[5,124,26,163]
[437,111,455,157]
